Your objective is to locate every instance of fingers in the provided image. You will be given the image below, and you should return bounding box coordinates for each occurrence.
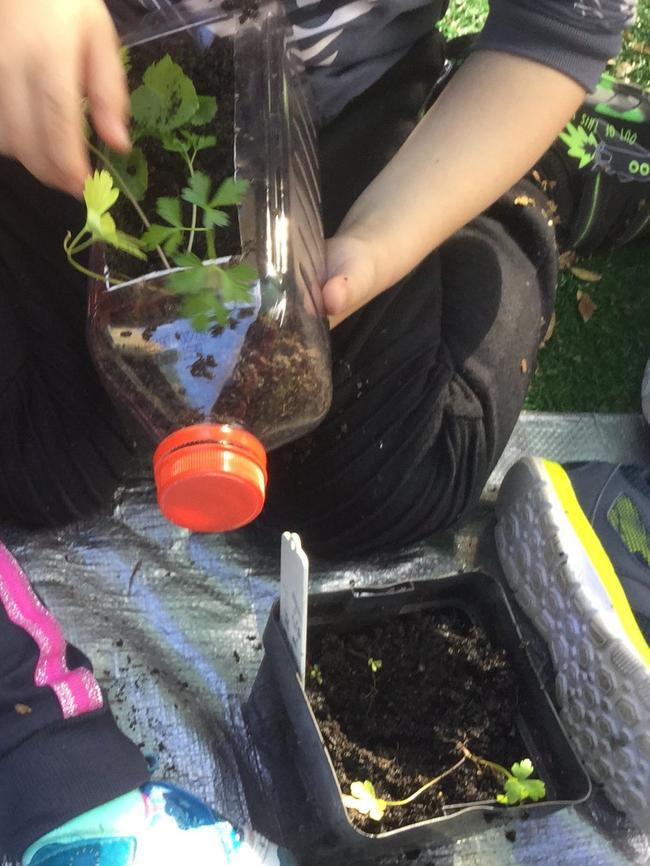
[83,8,130,154]
[30,46,91,196]
[0,0,128,196]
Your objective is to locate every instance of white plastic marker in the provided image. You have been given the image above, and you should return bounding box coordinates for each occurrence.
[280,531,309,683]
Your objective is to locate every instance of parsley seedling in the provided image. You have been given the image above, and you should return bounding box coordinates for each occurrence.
[457,744,546,806]
[66,54,256,332]
[342,746,546,823]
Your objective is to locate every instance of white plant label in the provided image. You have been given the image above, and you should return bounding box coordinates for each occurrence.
[280,531,309,682]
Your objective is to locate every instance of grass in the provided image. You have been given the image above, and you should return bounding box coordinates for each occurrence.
[525,247,650,412]
[439,0,650,412]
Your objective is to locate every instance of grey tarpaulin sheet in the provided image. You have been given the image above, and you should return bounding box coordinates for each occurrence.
[2,411,650,866]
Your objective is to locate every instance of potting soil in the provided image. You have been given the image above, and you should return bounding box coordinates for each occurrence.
[306,609,529,831]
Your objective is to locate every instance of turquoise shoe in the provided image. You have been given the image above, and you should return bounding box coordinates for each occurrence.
[23,782,295,866]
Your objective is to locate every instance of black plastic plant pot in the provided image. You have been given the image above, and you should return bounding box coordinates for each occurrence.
[259,573,592,863]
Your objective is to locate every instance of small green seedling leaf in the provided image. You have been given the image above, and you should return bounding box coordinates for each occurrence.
[182,171,211,206]
[511,759,534,780]
[140,224,182,255]
[220,263,257,303]
[211,177,250,207]
[192,95,218,126]
[131,55,199,133]
[181,291,229,332]
[309,664,324,686]
[187,132,218,153]
[112,230,147,259]
[341,781,387,822]
[368,657,383,674]
[80,171,146,261]
[496,759,546,805]
[156,197,183,228]
[161,132,191,156]
[107,146,149,202]
[182,172,230,228]
[84,170,119,235]
[173,251,204,269]
[166,264,209,296]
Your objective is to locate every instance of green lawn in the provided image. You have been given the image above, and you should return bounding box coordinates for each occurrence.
[439,0,650,412]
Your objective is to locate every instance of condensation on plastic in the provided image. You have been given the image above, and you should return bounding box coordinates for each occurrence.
[1,413,649,866]
[88,1,331,450]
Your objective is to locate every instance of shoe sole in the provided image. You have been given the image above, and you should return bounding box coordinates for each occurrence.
[495,457,650,830]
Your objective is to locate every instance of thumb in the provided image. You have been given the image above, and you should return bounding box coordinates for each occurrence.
[322,235,377,326]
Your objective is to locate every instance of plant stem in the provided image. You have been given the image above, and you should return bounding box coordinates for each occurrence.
[70,238,95,255]
[87,141,171,270]
[383,756,467,807]
[456,743,512,781]
[65,247,117,285]
[206,227,217,260]
[186,149,198,254]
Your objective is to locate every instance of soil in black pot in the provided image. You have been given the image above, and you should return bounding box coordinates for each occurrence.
[306,608,531,833]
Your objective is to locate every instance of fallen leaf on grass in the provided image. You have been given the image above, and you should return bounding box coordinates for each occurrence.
[514,195,536,207]
[558,250,577,270]
[540,310,556,347]
[577,290,597,322]
[625,39,650,57]
[570,266,602,283]
[15,703,32,715]
[615,60,638,79]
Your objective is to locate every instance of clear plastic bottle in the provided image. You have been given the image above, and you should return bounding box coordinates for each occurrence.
[87,1,332,532]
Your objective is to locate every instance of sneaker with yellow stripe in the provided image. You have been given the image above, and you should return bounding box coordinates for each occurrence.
[495,458,650,829]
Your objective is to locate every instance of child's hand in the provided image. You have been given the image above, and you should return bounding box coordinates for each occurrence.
[0,0,130,197]
[323,233,379,327]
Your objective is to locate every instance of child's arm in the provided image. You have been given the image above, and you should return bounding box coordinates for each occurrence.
[323,50,585,326]
[0,0,129,197]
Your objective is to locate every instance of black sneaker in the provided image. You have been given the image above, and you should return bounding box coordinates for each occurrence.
[495,458,650,829]
[532,73,650,253]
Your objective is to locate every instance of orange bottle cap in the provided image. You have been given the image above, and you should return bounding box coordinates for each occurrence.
[153,424,267,533]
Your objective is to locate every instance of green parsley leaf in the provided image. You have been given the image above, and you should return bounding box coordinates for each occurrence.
[219,263,257,303]
[83,170,119,238]
[106,146,149,202]
[131,55,199,133]
[211,177,250,207]
[191,95,217,126]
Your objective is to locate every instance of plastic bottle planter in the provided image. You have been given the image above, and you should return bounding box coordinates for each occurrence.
[257,573,591,863]
[87,1,331,533]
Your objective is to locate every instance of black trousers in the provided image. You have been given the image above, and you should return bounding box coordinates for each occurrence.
[0,35,556,555]
[0,35,558,858]
[255,36,558,556]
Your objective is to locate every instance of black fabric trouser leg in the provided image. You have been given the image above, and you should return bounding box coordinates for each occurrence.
[0,167,147,858]
[255,36,558,558]
[0,162,134,528]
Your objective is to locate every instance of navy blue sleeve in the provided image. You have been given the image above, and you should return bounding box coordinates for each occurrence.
[474,0,638,90]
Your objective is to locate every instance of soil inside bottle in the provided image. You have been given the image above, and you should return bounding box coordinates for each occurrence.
[306,608,532,833]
